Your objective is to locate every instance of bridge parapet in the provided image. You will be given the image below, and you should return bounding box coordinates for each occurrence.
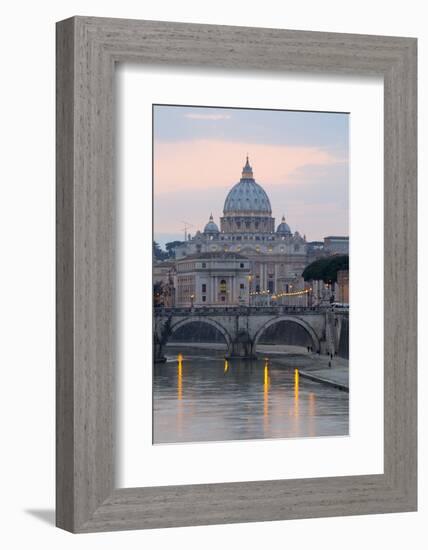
[154,305,339,317]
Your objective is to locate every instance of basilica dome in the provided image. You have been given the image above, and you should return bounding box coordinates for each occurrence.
[276,216,291,235]
[223,157,272,215]
[203,214,220,235]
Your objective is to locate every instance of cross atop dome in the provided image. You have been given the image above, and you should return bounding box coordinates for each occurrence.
[241,155,254,179]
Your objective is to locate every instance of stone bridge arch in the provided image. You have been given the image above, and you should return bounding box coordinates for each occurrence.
[165,316,233,351]
[253,315,321,353]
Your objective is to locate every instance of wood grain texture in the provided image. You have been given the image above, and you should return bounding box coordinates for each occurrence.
[56,16,417,533]
[56,18,75,532]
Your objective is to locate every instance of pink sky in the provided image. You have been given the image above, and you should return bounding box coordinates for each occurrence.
[154,139,343,195]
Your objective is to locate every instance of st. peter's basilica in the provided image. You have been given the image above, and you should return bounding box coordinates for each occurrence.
[155,156,348,307]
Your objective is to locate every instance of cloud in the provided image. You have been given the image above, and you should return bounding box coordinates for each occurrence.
[184,113,232,121]
[154,139,345,195]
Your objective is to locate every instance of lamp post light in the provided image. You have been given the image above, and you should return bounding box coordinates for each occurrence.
[190,294,194,309]
[247,274,253,306]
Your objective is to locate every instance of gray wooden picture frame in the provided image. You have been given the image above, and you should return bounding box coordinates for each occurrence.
[56,16,417,533]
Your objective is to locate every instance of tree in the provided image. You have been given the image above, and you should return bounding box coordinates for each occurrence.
[153,281,165,307]
[153,241,168,261]
[165,240,183,258]
[302,254,349,284]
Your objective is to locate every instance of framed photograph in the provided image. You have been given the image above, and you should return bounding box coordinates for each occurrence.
[56,16,417,532]
[151,105,350,447]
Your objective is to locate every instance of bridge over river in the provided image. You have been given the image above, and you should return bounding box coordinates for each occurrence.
[154,305,348,362]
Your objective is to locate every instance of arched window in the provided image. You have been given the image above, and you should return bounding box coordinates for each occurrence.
[219,279,227,293]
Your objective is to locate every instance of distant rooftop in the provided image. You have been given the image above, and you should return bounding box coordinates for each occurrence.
[177,251,248,261]
[153,260,175,267]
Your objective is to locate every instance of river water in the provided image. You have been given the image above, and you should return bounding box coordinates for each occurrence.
[153,346,349,444]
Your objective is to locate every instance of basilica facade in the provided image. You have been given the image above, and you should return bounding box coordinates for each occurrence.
[172,157,315,307]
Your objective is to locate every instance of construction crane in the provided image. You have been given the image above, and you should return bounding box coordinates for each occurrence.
[181,221,194,241]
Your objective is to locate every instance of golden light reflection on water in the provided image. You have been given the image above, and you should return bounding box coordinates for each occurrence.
[294,368,299,417]
[177,353,183,401]
[309,392,315,413]
[224,359,229,373]
[263,359,270,424]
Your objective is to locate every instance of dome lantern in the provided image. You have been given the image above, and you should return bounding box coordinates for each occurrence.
[241,155,254,179]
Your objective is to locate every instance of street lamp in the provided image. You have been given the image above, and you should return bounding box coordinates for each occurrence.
[247,274,253,306]
[190,294,194,308]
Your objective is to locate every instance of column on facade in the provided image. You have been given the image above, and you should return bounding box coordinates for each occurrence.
[211,275,216,305]
[227,275,231,304]
[274,263,278,297]
[212,275,216,305]
[265,263,268,292]
[262,263,267,292]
